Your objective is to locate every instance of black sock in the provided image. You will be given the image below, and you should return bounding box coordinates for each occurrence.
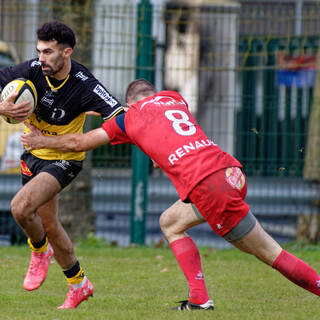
[31,234,47,249]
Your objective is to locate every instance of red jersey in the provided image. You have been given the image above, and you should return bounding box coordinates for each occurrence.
[102,91,241,201]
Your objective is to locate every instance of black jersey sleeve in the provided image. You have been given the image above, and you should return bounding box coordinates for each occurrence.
[0,60,31,92]
[81,78,124,121]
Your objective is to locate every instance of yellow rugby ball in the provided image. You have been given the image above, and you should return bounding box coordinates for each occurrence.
[0,78,37,124]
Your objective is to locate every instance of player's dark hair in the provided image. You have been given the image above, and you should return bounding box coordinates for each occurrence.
[126,79,156,104]
[37,21,76,49]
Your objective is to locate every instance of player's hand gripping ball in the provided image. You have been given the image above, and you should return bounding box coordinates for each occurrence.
[0,78,37,124]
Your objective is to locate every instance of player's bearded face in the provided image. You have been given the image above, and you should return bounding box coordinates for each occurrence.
[37,40,66,76]
[41,54,64,76]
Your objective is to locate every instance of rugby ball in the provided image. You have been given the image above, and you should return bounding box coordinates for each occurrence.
[0,78,37,124]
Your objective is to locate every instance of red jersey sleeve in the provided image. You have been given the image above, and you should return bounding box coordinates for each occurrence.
[101,114,132,145]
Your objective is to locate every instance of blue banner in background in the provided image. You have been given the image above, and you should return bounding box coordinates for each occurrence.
[278,69,316,87]
[277,51,317,88]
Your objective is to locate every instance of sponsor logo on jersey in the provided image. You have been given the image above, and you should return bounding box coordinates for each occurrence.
[168,139,217,165]
[31,60,41,67]
[225,167,245,190]
[44,90,56,98]
[93,84,118,107]
[75,71,89,81]
[20,160,32,176]
[140,96,186,111]
[50,107,66,120]
[40,96,54,106]
[40,129,58,136]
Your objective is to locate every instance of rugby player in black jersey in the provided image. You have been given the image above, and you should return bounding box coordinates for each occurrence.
[0,21,124,309]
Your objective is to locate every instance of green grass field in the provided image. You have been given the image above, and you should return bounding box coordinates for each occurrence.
[0,241,319,320]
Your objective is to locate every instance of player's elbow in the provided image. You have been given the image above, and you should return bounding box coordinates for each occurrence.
[65,131,105,152]
[73,142,86,152]
[68,136,86,152]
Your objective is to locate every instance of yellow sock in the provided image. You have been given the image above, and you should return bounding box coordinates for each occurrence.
[66,267,85,286]
[27,237,48,253]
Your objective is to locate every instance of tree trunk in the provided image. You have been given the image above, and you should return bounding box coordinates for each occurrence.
[304,48,320,181]
[296,213,320,243]
[59,168,95,241]
[300,48,320,243]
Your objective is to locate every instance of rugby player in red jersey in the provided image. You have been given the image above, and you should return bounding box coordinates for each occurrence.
[21,79,320,311]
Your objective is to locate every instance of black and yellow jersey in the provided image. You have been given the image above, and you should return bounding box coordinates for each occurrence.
[0,58,124,161]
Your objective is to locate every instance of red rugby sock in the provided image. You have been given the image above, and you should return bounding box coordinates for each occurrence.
[272,249,320,296]
[170,236,210,304]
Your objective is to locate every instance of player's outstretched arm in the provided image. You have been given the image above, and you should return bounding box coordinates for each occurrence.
[21,121,110,152]
[0,92,32,120]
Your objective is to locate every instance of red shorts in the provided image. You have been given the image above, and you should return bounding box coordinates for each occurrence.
[188,167,250,237]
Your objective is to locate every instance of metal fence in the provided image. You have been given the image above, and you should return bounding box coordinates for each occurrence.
[1,0,320,247]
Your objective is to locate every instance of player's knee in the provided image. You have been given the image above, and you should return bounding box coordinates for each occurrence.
[159,211,171,233]
[10,197,33,224]
[160,211,182,242]
[159,218,167,240]
[10,199,35,228]
[159,212,166,229]
[161,213,176,242]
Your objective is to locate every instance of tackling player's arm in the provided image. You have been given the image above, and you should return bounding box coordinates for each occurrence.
[21,121,109,152]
